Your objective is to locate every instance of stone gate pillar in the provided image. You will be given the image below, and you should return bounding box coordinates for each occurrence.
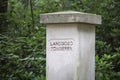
[40,11,101,80]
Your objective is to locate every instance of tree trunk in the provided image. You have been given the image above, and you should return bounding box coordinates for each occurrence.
[0,0,8,33]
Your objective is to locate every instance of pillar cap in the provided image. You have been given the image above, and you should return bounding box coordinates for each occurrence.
[40,11,101,24]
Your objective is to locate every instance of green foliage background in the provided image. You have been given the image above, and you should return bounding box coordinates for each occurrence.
[0,0,120,80]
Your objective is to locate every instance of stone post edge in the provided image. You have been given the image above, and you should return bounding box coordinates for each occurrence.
[40,11,101,25]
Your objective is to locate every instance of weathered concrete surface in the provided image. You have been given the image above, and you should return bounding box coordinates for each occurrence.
[40,11,101,80]
[40,11,101,24]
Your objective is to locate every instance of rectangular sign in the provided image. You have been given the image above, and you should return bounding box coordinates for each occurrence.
[48,39,74,53]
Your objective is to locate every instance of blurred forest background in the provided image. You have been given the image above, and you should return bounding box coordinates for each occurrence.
[0,0,120,80]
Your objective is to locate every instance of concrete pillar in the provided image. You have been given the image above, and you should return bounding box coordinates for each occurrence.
[40,11,101,80]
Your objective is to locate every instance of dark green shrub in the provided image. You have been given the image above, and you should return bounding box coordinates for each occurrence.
[96,48,120,80]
